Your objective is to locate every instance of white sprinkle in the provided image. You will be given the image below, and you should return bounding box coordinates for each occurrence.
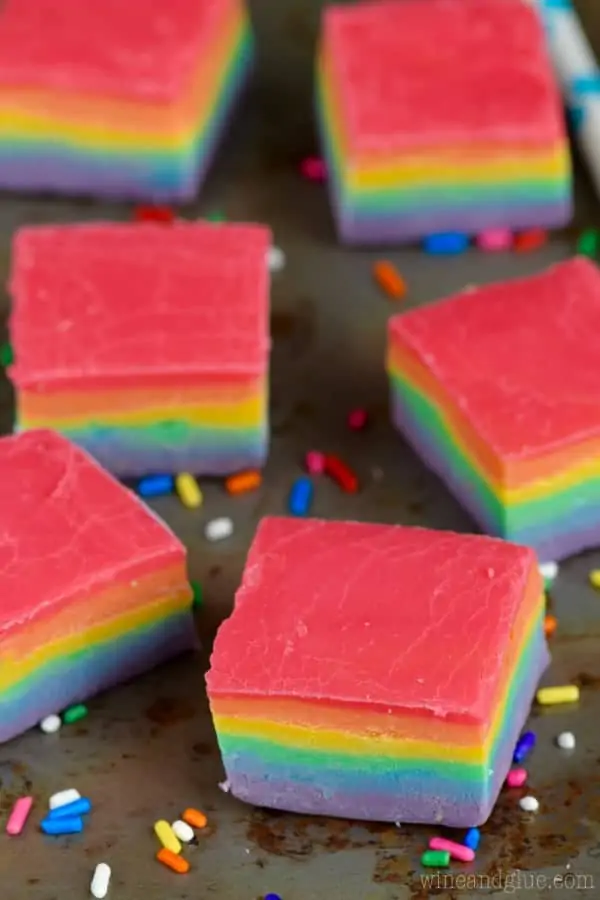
[539,561,558,581]
[519,795,539,813]
[49,788,81,810]
[90,862,111,899]
[218,779,231,793]
[205,517,234,542]
[267,246,285,272]
[557,731,576,750]
[171,820,195,843]
[394,820,402,828]
[39,714,61,734]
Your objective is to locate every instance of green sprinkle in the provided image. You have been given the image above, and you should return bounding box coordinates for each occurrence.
[62,704,88,724]
[421,850,450,867]
[206,211,225,222]
[544,576,554,591]
[0,342,13,366]
[577,228,599,258]
[191,580,203,609]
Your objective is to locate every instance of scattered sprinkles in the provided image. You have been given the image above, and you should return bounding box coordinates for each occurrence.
[347,408,368,430]
[300,157,326,181]
[137,474,174,498]
[373,260,406,299]
[429,836,475,862]
[513,229,548,252]
[288,476,314,517]
[225,470,262,495]
[506,767,528,788]
[556,731,576,750]
[305,450,326,475]
[39,714,61,734]
[134,205,174,224]
[182,808,208,830]
[62,703,88,725]
[463,827,480,851]
[536,684,580,706]
[589,569,600,589]
[421,849,451,867]
[423,232,469,255]
[513,731,536,764]
[476,229,512,251]
[205,517,234,542]
[267,246,286,272]
[324,453,359,493]
[175,473,203,509]
[154,820,181,855]
[0,341,13,366]
[577,228,599,258]
[156,847,189,874]
[519,795,540,813]
[6,797,33,836]
[90,863,111,899]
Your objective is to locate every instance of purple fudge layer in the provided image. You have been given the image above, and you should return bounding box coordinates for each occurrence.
[391,390,600,561]
[0,611,197,744]
[217,629,549,828]
[335,199,572,245]
[0,33,252,202]
[58,428,268,478]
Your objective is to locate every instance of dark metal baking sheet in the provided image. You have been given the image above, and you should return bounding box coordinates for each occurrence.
[1,2,600,897]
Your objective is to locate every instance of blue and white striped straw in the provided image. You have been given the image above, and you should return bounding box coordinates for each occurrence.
[528,0,600,195]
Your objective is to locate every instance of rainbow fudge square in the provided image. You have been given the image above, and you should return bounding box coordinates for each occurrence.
[207,516,548,827]
[0,429,196,744]
[317,0,572,244]
[387,257,600,562]
[8,220,271,477]
[0,0,252,201]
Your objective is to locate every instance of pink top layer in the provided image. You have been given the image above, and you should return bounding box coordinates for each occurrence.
[9,221,271,389]
[323,0,565,152]
[0,0,233,102]
[0,430,186,636]
[389,257,600,459]
[207,516,536,721]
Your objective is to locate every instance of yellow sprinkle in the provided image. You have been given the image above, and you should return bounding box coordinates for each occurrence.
[589,569,600,588]
[536,685,580,706]
[154,819,182,854]
[175,473,203,509]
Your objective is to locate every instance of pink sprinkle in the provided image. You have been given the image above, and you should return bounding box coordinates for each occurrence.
[476,229,513,252]
[429,836,475,862]
[301,157,327,181]
[506,767,528,788]
[6,797,33,836]
[305,451,326,475]
[348,408,368,430]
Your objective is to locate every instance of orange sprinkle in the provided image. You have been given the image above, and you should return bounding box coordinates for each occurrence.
[373,261,406,299]
[513,229,548,253]
[157,848,189,874]
[544,614,557,637]
[182,807,208,829]
[225,470,262,495]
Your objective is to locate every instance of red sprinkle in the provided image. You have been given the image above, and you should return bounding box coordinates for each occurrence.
[324,454,359,493]
[513,229,547,253]
[301,157,327,181]
[134,205,175,224]
[347,408,368,430]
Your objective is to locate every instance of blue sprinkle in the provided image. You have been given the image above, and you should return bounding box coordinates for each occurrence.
[41,815,84,835]
[542,0,572,9]
[513,730,536,764]
[48,797,91,819]
[423,232,470,255]
[137,474,174,498]
[264,895,282,900]
[288,477,313,517]
[464,827,480,851]
[572,74,600,95]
